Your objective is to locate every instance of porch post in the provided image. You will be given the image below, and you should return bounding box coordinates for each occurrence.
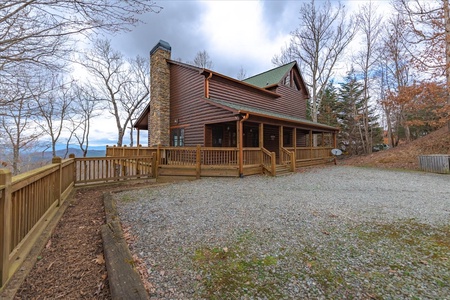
[279,126,283,149]
[293,128,297,152]
[321,132,324,147]
[0,169,12,287]
[309,130,313,159]
[137,129,140,147]
[333,132,337,148]
[259,123,264,148]
[237,119,243,177]
[238,114,249,177]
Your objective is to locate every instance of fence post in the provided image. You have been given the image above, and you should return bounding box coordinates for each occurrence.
[0,169,12,287]
[69,154,76,185]
[151,153,158,178]
[196,145,201,179]
[291,151,296,172]
[271,152,276,176]
[52,157,62,207]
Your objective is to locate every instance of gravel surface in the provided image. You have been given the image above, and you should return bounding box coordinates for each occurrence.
[115,166,450,299]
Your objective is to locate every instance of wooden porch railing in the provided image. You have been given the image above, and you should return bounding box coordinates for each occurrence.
[106,145,157,157]
[74,156,154,185]
[1,157,76,287]
[280,147,296,172]
[243,148,261,165]
[289,147,333,161]
[261,148,276,176]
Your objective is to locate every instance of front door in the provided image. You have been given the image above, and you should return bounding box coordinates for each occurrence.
[212,126,223,147]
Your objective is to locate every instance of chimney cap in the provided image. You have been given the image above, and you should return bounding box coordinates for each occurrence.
[150,40,171,55]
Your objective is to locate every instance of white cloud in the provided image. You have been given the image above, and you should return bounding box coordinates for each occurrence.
[199,1,291,77]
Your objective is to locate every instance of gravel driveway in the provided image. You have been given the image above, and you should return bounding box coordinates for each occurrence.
[115,166,450,299]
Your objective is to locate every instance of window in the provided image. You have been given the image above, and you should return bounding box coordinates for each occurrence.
[171,128,184,146]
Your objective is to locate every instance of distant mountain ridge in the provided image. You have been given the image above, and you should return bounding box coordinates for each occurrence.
[29,148,106,163]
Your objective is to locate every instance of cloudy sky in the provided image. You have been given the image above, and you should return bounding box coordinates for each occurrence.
[86,0,391,147]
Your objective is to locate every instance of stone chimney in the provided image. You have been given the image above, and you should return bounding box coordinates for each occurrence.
[149,40,171,146]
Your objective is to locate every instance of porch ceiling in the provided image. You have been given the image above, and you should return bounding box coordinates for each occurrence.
[204,97,339,132]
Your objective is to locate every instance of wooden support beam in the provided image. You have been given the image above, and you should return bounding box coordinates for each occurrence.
[293,128,297,152]
[52,157,62,207]
[309,130,313,159]
[279,126,283,149]
[137,129,140,148]
[0,169,12,287]
[196,145,201,179]
[259,123,264,148]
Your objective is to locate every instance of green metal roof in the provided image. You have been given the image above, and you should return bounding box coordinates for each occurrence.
[206,97,338,132]
[243,62,296,88]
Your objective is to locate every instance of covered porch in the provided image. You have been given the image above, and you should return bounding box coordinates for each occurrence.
[120,114,338,178]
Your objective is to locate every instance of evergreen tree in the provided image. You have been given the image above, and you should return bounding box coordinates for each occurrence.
[337,70,382,155]
[317,81,340,127]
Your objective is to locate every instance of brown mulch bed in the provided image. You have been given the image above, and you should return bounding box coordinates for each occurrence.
[14,188,111,299]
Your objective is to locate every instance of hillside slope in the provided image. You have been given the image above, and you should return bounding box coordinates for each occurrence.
[342,127,450,170]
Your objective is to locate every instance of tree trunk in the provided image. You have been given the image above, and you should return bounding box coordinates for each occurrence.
[445,0,450,131]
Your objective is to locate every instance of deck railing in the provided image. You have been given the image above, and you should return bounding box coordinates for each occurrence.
[280,147,296,172]
[1,157,75,287]
[74,156,154,185]
[106,145,157,157]
[243,148,261,165]
[290,147,333,161]
[201,147,239,165]
[261,148,276,175]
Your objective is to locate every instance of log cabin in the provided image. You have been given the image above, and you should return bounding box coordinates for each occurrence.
[131,40,339,177]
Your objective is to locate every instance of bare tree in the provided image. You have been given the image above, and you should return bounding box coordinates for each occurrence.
[1,77,42,174]
[354,1,384,154]
[378,14,413,146]
[78,39,149,146]
[236,66,247,80]
[32,72,75,157]
[273,0,357,124]
[192,50,213,69]
[0,0,161,74]
[71,83,102,157]
[122,55,150,146]
[396,0,450,130]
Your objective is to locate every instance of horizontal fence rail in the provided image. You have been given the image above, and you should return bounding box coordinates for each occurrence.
[106,146,157,157]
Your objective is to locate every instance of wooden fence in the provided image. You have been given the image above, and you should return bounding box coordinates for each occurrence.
[0,154,157,288]
[418,155,450,174]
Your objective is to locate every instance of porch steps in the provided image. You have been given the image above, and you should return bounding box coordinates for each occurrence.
[275,164,292,176]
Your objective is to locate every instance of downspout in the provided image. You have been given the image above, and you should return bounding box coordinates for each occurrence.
[205,72,213,98]
[239,113,249,178]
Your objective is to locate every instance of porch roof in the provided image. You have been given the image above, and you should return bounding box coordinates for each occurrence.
[204,97,339,132]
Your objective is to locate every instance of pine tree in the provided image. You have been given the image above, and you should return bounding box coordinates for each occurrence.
[317,81,340,127]
[337,70,382,155]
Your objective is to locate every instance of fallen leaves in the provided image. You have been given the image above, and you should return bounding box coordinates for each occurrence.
[93,254,105,265]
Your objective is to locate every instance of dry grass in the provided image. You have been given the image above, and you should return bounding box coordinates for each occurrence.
[342,127,450,170]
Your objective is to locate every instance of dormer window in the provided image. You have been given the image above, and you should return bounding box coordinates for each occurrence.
[283,71,300,91]
[283,73,291,86]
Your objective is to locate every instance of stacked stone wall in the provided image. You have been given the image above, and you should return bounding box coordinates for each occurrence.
[149,45,171,146]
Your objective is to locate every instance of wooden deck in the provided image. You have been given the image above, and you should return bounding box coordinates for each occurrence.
[106,145,334,178]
